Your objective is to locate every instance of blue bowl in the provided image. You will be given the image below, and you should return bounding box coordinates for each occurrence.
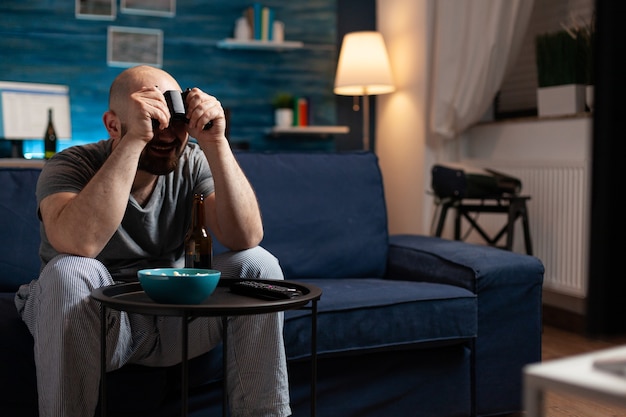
[137,268,221,304]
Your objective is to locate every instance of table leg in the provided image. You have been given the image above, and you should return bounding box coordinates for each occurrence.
[506,200,518,251]
[434,201,452,237]
[454,206,462,240]
[523,383,544,417]
[521,202,534,255]
[100,305,107,417]
[181,313,189,417]
[222,316,228,417]
[311,300,318,417]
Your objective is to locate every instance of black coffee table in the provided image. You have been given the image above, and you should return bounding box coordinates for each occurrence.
[91,278,322,417]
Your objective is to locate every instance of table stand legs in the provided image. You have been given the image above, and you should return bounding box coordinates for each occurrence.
[434,196,533,255]
[181,313,189,417]
[100,306,107,417]
[222,316,228,417]
[97,301,319,417]
[311,299,318,417]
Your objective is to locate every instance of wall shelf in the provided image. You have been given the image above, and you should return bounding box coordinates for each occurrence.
[266,126,349,139]
[217,38,304,51]
[269,126,349,134]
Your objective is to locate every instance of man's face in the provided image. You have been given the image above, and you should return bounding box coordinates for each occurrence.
[123,119,189,175]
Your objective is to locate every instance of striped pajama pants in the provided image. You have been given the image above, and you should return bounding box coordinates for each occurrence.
[14,247,291,417]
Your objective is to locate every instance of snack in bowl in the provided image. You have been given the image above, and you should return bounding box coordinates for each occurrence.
[137,268,221,304]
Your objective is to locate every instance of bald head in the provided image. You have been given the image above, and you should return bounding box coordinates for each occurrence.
[109,65,181,114]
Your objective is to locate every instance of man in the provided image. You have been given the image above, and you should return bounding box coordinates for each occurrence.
[14,65,291,417]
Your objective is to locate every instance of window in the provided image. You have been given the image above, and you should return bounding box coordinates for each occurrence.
[496,0,595,118]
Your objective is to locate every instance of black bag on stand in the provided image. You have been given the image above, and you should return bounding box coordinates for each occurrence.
[431,164,522,199]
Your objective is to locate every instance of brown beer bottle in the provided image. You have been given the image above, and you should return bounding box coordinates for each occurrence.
[184,193,213,268]
[43,108,57,160]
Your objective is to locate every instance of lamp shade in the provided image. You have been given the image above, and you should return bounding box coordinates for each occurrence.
[334,31,395,96]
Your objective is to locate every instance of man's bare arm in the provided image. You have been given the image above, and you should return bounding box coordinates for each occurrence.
[185,88,263,250]
[39,138,147,257]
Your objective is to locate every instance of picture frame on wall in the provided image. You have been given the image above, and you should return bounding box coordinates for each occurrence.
[120,0,176,17]
[107,26,163,68]
[75,0,116,20]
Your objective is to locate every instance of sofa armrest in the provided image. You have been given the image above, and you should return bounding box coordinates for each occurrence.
[386,234,544,293]
[388,234,545,413]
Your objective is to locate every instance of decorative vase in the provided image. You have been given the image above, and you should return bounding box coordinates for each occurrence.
[537,84,586,117]
[273,21,284,43]
[234,17,251,40]
[275,108,293,127]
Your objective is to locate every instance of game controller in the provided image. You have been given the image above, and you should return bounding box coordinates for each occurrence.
[162,88,213,130]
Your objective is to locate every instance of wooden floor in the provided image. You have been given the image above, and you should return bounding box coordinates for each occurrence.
[518,324,626,417]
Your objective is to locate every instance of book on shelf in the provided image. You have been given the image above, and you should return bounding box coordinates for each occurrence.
[293,96,309,127]
[246,3,276,41]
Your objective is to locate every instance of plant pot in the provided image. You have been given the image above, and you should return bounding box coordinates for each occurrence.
[275,108,293,127]
[537,84,586,117]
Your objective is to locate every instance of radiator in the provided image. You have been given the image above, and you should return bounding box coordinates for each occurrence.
[458,160,590,298]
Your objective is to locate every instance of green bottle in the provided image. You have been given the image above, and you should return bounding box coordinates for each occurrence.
[44,108,57,160]
[184,193,213,268]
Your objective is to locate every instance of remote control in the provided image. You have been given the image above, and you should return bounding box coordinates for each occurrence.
[230,280,303,300]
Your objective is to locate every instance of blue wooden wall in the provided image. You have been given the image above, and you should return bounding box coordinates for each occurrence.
[0,0,337,155]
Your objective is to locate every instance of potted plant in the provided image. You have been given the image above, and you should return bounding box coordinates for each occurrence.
[272,93,294,127]
[579,13,595,110]
[535,29,587,116]
[535,10,595,116]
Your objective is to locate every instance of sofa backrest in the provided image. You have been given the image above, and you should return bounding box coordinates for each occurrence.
[0,152,390,290]
[0,167,42,292]
[230,151,389,279]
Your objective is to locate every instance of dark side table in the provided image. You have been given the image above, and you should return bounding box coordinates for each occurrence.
[91,279,322,417]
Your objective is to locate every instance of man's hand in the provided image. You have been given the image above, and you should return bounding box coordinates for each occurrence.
[183,88,227,145]
[125,86,172,143]
[180,88,263,250]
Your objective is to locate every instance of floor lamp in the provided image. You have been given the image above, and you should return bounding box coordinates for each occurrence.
[334,31,395,151]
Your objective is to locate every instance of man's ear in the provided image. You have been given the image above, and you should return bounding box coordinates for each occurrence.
[103,110,121,139]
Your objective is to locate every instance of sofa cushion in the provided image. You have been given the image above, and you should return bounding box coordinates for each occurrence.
[0,168,42,292]
[284,278,477,359]
[230,151,389,280]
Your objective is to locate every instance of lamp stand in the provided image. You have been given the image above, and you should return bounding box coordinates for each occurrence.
[362,92,370,151]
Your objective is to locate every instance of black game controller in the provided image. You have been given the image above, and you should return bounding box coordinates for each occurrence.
[162,88,213,130]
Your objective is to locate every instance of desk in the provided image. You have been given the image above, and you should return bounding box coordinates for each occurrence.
[524,346,626,416]
[434,195,533,255]
[91,279,322,417]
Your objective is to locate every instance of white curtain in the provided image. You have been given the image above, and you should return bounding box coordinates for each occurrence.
[429,0,534,140]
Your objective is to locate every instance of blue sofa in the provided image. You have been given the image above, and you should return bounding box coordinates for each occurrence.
[0,151,544,417]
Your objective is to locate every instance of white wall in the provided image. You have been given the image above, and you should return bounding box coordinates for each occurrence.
[377,0,435,235]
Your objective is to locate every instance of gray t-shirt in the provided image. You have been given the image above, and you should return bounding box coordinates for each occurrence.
[36,139,214,278]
